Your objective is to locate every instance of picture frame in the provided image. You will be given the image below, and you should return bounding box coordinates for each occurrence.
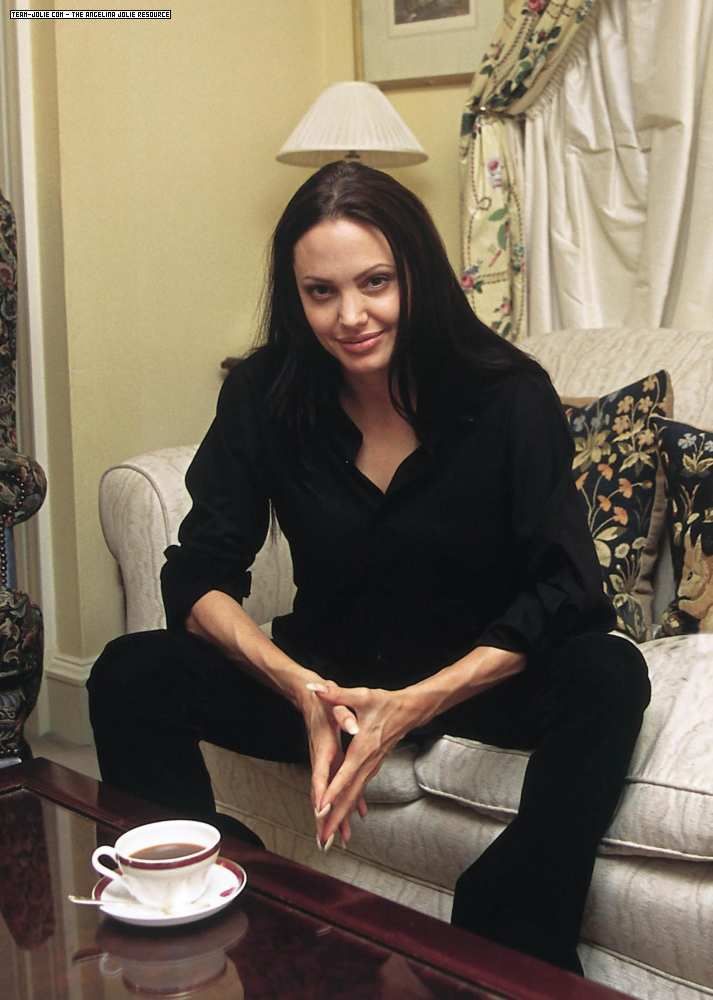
[353,0,494,89]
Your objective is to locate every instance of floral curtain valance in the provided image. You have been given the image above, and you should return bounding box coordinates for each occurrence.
[459,0,596,341]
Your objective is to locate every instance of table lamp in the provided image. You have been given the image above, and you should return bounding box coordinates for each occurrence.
[276,81,427,168]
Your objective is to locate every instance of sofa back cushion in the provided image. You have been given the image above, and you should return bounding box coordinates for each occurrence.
[520,328,713,430]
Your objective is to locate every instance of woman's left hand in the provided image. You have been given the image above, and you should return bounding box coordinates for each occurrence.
[307,681,426,846]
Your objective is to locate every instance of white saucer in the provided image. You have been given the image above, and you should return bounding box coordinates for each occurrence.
[92,857,247,928]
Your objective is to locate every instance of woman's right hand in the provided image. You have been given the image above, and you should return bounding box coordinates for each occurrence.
[187,593,367,847]
[295,680,367,850]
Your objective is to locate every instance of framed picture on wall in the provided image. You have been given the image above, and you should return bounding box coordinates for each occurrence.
[354,0,488,88]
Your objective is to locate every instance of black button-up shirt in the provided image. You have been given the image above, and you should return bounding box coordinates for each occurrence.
[161,348,614,689]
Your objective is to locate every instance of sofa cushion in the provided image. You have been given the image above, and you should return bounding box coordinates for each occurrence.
[653,416,713,636]
[414,633,713,862]
[521,327,713,432]
[563,371,671,641]
[203,738,425,811]
[581,854,713,991]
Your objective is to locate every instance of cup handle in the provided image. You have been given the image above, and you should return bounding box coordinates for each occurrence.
[91,845,121,882]
[99,955,123,977]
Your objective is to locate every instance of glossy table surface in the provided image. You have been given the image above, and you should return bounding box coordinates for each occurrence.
[0,759,633,999]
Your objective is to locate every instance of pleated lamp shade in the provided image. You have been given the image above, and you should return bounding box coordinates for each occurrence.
[276,82,427,168]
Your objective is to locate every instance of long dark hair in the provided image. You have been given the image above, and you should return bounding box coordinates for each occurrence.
[257,160,540,440]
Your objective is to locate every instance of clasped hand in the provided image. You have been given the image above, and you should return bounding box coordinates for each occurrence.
[300,680,422,851]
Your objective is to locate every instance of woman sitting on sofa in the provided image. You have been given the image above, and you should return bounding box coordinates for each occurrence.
[88,161,650,975]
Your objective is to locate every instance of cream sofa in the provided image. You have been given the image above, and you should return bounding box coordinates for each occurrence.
[99,328,713,1000]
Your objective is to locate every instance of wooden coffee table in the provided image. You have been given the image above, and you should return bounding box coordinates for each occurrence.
[0,759,633,999]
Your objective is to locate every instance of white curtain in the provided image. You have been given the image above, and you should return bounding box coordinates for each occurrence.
[524,0,713,336]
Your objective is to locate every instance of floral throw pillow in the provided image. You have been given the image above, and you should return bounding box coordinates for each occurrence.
[562,371,671,642]
[653,417,713,636]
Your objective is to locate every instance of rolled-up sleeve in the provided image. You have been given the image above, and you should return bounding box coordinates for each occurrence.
[161,360,270,630]
[477,373,614,659]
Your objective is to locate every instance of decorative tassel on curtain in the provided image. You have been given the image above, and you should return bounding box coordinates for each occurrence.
[459,0,597,342]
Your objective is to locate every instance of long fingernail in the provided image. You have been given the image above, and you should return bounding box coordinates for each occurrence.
[306,682,327,693]
[344,718,359,735]
[314,802,331,819]
[315,832,335,853]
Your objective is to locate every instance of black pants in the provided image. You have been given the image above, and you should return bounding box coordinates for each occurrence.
[87,628,649,974]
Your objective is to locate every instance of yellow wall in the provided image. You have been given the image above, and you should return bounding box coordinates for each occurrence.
[34,1,501,684]
[44,0,326,660]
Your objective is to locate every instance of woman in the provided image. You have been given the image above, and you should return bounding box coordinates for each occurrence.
[88,162,650,974]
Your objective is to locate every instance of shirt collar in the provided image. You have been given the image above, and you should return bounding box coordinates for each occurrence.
[319,361,496,457]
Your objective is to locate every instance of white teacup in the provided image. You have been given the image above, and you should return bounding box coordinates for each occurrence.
[91,820,221,911]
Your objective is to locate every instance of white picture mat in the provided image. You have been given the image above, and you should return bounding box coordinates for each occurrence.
[358,0,502,85]
[390,1,476,39]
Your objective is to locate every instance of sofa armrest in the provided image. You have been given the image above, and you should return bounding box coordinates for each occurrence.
[99,446,296,634]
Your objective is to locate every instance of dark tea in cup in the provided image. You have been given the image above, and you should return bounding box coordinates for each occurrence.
[130,843,203,862]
